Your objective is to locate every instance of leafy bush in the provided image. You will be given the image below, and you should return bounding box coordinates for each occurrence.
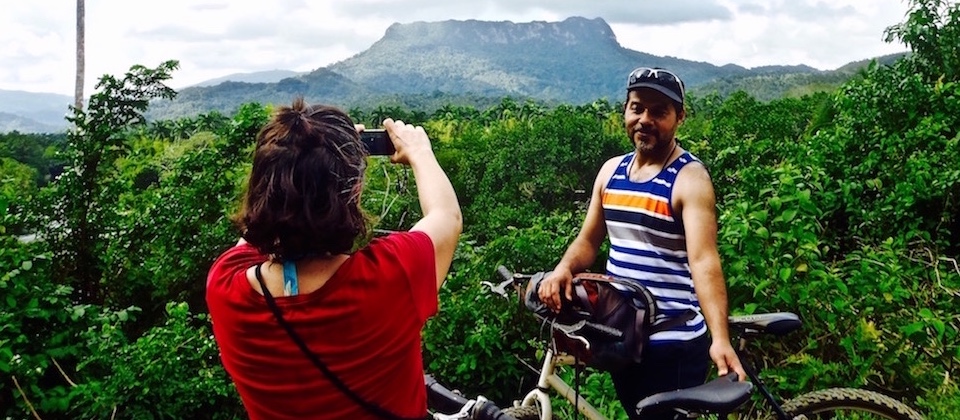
[0,236,138,418]
[67,302,242,419]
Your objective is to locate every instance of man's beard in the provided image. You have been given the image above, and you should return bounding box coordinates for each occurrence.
[631,128,673,155]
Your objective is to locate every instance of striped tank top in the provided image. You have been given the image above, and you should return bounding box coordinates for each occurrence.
[601,151,707,344]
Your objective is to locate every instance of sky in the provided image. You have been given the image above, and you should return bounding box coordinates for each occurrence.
[0,0,913,96]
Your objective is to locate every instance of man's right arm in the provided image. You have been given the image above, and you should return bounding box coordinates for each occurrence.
[537,156,619,311]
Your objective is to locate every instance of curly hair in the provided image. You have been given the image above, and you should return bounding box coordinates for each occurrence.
[234,97,368,260]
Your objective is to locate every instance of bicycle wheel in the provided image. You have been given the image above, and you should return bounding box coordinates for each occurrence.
[502,405,541,420]
[780,388,924,420]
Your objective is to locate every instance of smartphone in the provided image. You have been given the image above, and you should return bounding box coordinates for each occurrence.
[359,129,395,156]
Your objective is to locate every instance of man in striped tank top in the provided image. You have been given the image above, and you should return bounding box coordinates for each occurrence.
[537,67,745,419]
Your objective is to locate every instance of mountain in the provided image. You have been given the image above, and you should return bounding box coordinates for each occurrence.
[187,70,304,88]
[0,112,65,134]
[834,52,906,73]
[146,17,787,119]
[4,17,903,129]
[693,52,908,101]
[325,17,752,103]
[152,68,369,118]
[0,90,72,133]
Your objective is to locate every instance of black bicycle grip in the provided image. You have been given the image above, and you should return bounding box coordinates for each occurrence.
[584,320,624,340]
[424,374,469,414]
[471,400,519,420]
[496,265,513,282]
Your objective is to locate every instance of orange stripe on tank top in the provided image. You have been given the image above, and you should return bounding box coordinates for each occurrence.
[603,192,672,217]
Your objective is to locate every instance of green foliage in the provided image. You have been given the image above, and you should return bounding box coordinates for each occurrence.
[885,0,960,80]
[0,237,138,418]
[100,102,268,323]
[915,381,960,420]
[692,72,851,102]
[0,158,37,236]
[551,369,626,419]
[0,157,37,201]
[38,60,180,305]
[441,100,625,242]
[422,213,582,402]
[67,302,242,419]
[0,130,67,184]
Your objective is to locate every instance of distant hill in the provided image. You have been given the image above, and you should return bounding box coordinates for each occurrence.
[187,70,304,88]
[3,17,909,130]
[147,17,805,119]
[325,17,756,103]
[691,52,908,101]
[834,52,907,73]
[0,112,65,134]
[0,90,72,133]
[151,68,369,119]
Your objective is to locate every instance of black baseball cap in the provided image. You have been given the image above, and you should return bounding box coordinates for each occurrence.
[626,67,685,107]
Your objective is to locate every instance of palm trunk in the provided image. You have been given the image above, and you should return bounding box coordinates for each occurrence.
[75,0,85,110]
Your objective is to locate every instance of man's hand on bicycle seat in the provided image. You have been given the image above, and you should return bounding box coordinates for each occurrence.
[710,340,748,382]
[536,269,574,313]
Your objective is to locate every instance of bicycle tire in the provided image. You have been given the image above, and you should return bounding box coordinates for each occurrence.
[779,387,924,420]
[501,405,541,420]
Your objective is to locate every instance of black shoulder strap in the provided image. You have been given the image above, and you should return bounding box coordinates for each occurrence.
[648,309,698,334]
[254,264,422,420]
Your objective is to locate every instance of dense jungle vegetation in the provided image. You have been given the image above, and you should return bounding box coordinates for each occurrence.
[2,1,958,418]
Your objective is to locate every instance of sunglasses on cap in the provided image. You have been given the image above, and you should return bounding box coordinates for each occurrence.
[626,67,685,104]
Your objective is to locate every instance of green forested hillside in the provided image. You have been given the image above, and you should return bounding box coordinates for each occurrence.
[145,16,872,122]
[1,1,958,419]
[691,53,909,101]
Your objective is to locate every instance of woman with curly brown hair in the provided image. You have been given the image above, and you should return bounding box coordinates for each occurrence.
[206,97,461,419]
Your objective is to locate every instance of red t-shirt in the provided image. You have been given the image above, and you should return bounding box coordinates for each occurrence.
[206,231,437,420]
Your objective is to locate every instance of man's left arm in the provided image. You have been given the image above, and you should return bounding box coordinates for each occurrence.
[675,163,746,380]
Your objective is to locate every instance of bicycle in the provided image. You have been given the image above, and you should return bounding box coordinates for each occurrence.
[485,266,926,420]
[427,372,519,419]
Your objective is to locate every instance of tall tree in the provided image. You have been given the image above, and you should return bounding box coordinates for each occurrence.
[50,61,179,304]
[74,0,85,109]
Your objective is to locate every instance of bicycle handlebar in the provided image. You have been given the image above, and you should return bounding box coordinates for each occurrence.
[425,374,518,420]
[496,265,514,282]
[581,319,624,340]
[470,400,519,420]
[493,266,626,340]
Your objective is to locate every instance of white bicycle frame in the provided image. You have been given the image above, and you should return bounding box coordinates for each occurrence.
[515,347,609,420]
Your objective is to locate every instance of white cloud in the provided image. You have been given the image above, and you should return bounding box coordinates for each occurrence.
[610,0,908,70]
[0,0,911,95]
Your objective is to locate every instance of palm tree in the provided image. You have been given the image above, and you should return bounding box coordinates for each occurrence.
[74,0,85,110]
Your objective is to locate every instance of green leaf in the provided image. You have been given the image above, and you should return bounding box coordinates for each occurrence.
[756,226,769,238]
[931,319,946,338]
[753,279,772,297]
[900,322,924,337]
[781,208,798,223]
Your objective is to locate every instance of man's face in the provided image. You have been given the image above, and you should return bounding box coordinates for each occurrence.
[623,89,684,154]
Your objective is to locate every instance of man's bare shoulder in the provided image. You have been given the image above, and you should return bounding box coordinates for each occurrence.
[673,158,717,210]
[676,159,713,184]
[594,153,630,190]
[599,153,629,175]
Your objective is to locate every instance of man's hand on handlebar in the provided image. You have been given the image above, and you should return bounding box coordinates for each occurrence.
[536,269,574,312]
